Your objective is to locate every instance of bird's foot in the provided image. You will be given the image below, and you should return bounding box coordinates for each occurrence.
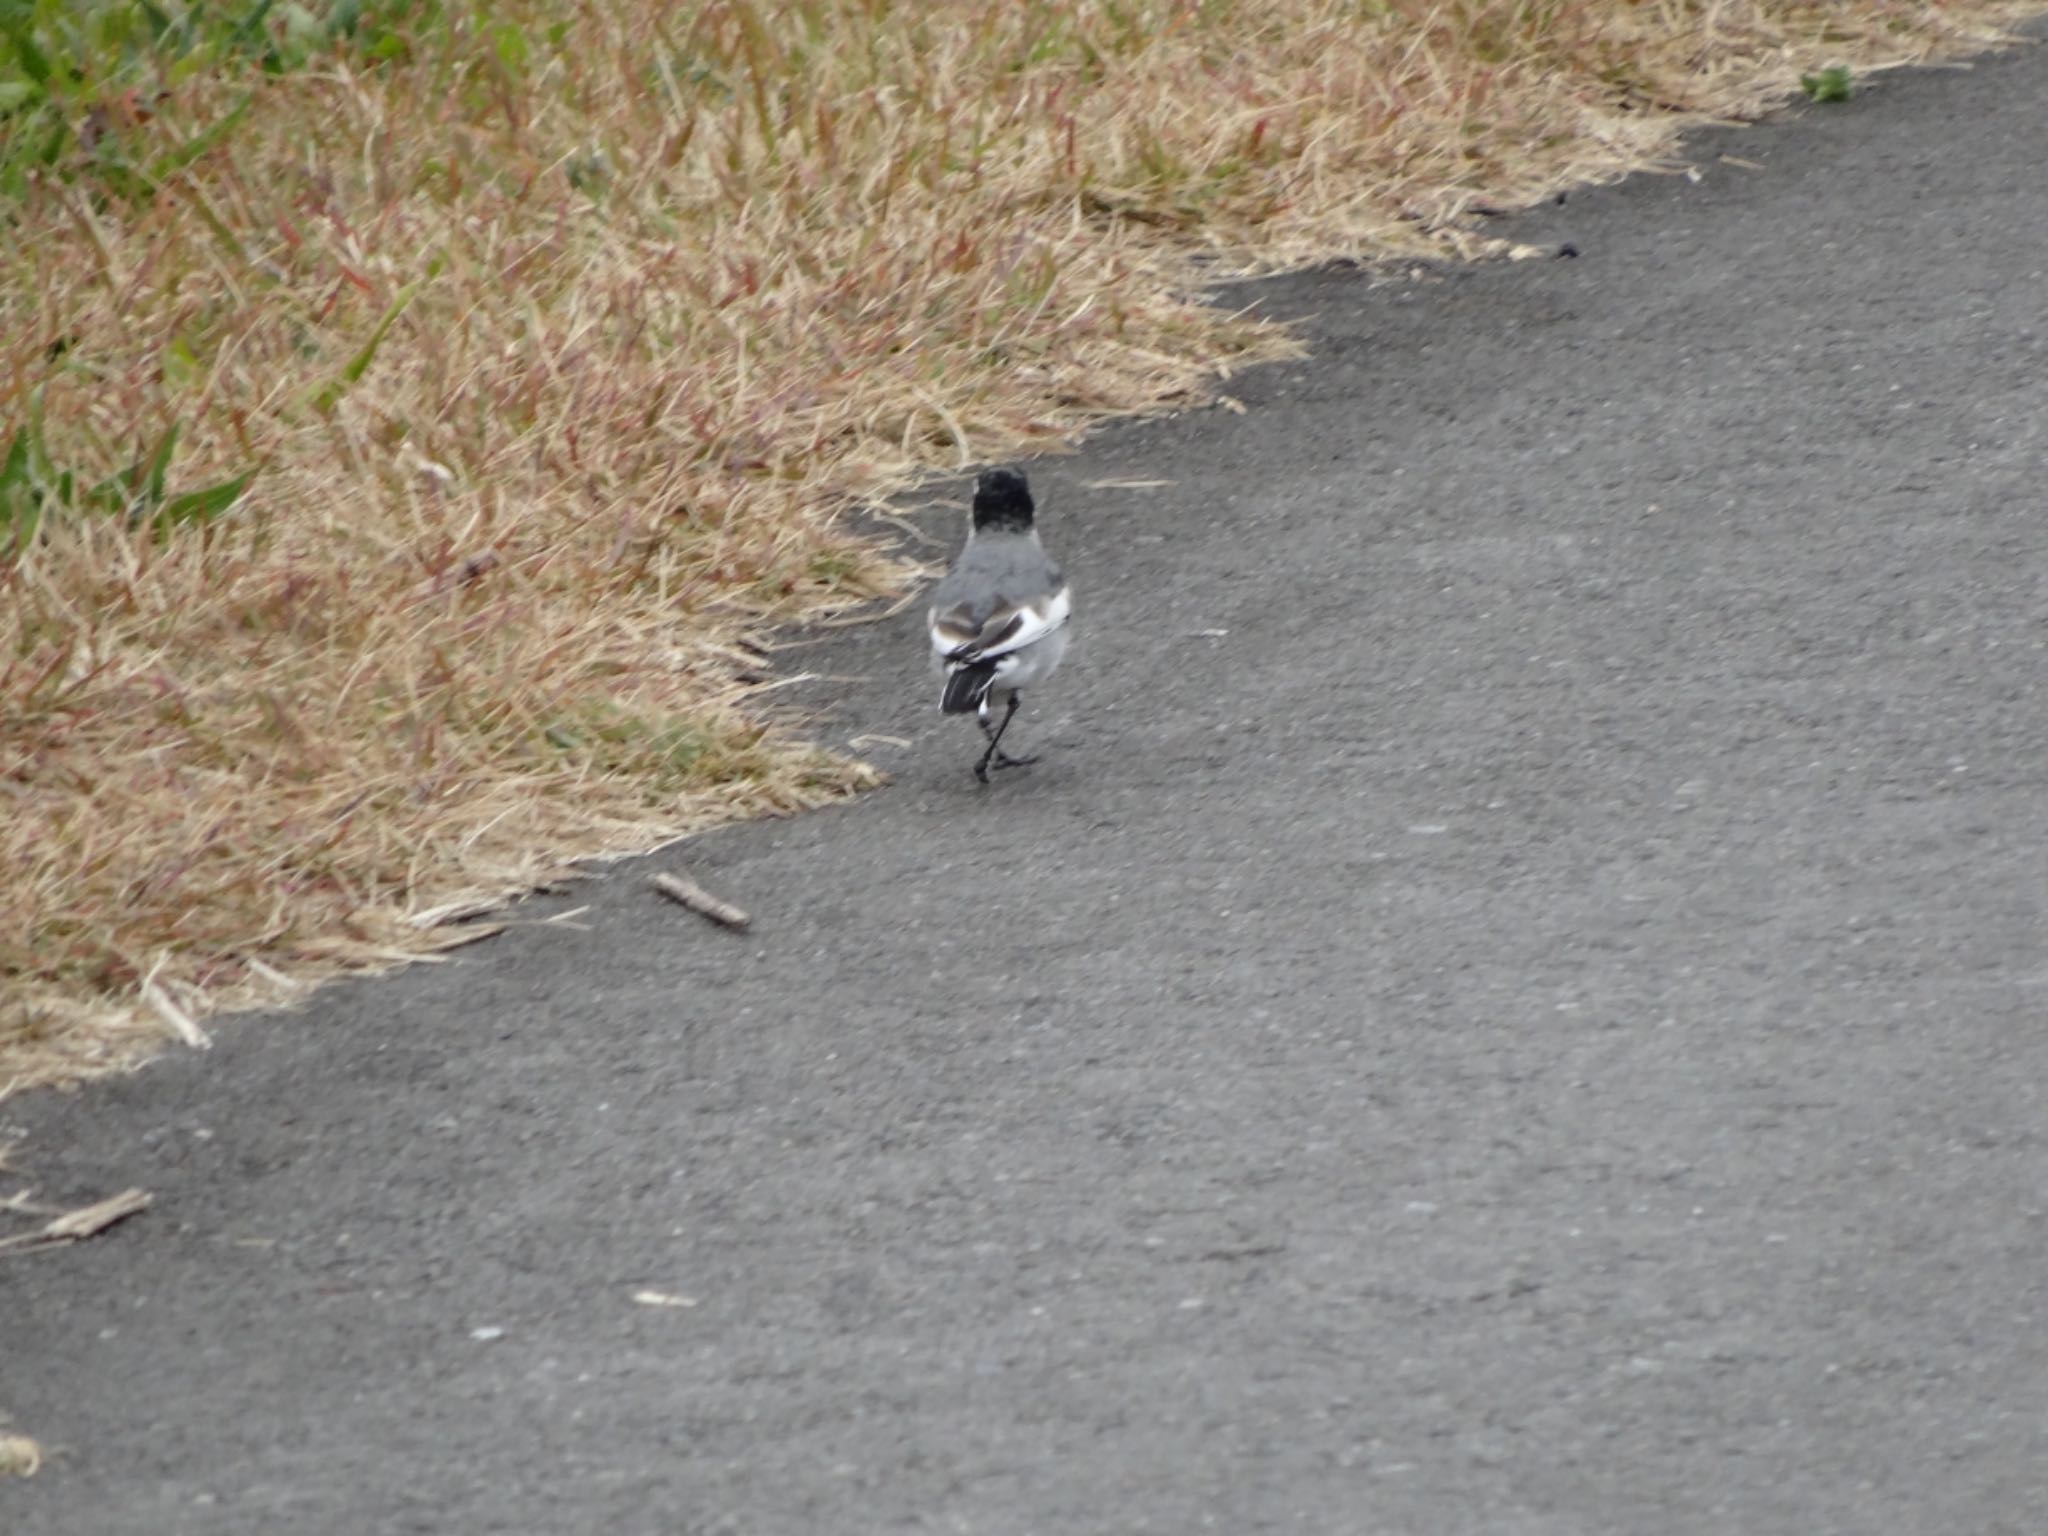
[972,748,1035,782]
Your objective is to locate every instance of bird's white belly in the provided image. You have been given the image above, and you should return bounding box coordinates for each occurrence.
[989,624,1068,695]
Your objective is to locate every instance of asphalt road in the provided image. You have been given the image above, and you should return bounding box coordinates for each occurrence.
[7,39,2048,1536]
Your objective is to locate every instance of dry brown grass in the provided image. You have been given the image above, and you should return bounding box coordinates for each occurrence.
[3,0,2040,1096]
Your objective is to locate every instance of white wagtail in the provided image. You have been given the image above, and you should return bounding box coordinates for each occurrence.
[927,468,1071,782]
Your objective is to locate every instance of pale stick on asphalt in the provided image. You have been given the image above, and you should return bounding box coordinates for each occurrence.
[649,871,751,930]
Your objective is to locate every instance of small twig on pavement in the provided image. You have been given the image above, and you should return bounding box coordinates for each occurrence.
[649,871,751,931]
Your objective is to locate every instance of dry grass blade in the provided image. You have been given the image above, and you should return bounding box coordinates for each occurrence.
[141,968,210,1051]
[633,1288,700,1308]
[0,1187,152,1256]
[3,1,2042,1094]
[38,1187,152,1242]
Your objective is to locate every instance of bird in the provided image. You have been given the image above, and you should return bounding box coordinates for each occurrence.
[927,467,1072,783]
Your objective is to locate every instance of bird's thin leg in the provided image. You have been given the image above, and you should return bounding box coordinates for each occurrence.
[971,697,997,782]
[984,693,1036,772]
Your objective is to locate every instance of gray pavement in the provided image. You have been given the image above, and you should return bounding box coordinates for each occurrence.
[7,38,2048,1536]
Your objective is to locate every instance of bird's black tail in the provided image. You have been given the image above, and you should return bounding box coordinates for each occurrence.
[940,659,999,715]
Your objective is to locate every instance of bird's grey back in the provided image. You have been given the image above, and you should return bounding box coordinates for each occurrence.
[930,531,1063,622]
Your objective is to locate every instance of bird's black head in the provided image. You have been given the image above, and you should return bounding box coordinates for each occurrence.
[971,468,1035,533]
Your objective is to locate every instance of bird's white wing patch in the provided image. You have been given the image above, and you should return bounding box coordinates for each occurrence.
[929,585,1070,664]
